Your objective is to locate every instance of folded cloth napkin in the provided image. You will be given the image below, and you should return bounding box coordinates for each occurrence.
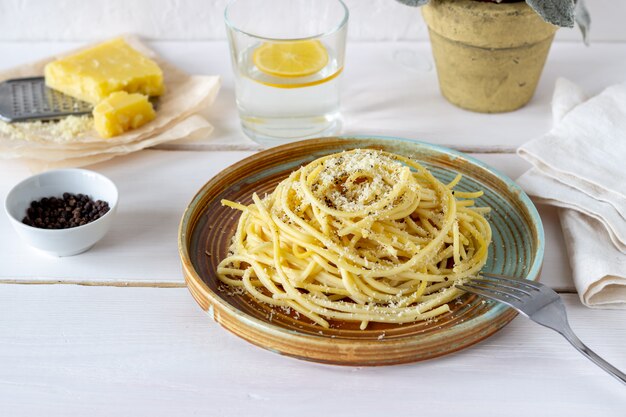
[560,210,626,307]
[517,78,626,309]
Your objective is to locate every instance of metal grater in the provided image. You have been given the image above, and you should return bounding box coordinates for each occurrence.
[0,77,93,123]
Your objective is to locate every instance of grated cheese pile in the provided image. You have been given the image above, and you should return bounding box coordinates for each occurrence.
[0,116,93,143]
[312,150,410,213]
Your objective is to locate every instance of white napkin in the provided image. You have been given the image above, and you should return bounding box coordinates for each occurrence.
[560,210,626,307]
[517,78,626,309]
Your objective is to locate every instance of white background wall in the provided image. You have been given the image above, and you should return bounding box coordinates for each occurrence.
[0,0,623,42]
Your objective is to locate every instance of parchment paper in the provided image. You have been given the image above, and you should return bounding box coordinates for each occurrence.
[0,35,220,171]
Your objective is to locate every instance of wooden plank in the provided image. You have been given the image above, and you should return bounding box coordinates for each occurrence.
[2,42,626,151]
[0,285,623,417]
[154,41,626,152]
[0,151,574,291]
[0,0,623,42]
[0,150,253,284]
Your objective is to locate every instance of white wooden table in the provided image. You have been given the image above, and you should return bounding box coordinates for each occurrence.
[1,41,625,416]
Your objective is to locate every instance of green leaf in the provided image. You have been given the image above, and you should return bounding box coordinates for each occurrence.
[525,0,575,28]
[395,0,430,7]
[393,0,589,42]
[575,0,591,45]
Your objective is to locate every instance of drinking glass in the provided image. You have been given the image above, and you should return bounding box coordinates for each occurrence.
[225,0,348,146]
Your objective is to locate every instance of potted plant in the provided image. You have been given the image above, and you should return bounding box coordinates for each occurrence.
[397,0,590,113]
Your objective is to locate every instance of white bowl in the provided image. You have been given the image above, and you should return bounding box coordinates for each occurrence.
[4,169,118,257]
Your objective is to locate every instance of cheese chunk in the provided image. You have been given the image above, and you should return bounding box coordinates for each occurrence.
[45,38,164,104]
[93,92,155,138]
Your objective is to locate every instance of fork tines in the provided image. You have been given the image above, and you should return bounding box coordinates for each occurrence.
[456,272,546,308]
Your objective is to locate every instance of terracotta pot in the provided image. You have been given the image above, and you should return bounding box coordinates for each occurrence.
[422,0,558,113]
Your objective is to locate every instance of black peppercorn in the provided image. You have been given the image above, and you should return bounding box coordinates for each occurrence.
[22,193,110,229]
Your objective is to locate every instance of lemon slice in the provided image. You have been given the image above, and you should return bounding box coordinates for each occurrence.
[253,40,329,78]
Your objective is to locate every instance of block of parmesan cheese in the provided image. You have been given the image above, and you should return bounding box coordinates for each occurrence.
[93,91,156,138]
[44,38,164,105]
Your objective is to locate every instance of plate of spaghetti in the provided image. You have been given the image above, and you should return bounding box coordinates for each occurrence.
[179,136,544,365]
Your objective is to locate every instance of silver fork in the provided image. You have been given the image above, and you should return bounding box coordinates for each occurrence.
[457,273,626,385]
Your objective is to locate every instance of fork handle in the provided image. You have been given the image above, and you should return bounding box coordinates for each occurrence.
[560,325,626,385]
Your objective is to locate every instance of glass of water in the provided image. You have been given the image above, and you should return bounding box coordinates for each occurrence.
[225,0,348,146]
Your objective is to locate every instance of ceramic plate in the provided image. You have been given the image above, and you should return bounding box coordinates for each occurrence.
[178,136,544,365]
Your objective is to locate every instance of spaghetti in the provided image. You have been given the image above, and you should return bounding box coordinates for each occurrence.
[217,149,491,329]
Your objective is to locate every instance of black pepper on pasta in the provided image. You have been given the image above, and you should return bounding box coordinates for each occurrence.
[216,149,492,329]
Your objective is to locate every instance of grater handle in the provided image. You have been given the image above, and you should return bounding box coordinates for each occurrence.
[0,79,14,122]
